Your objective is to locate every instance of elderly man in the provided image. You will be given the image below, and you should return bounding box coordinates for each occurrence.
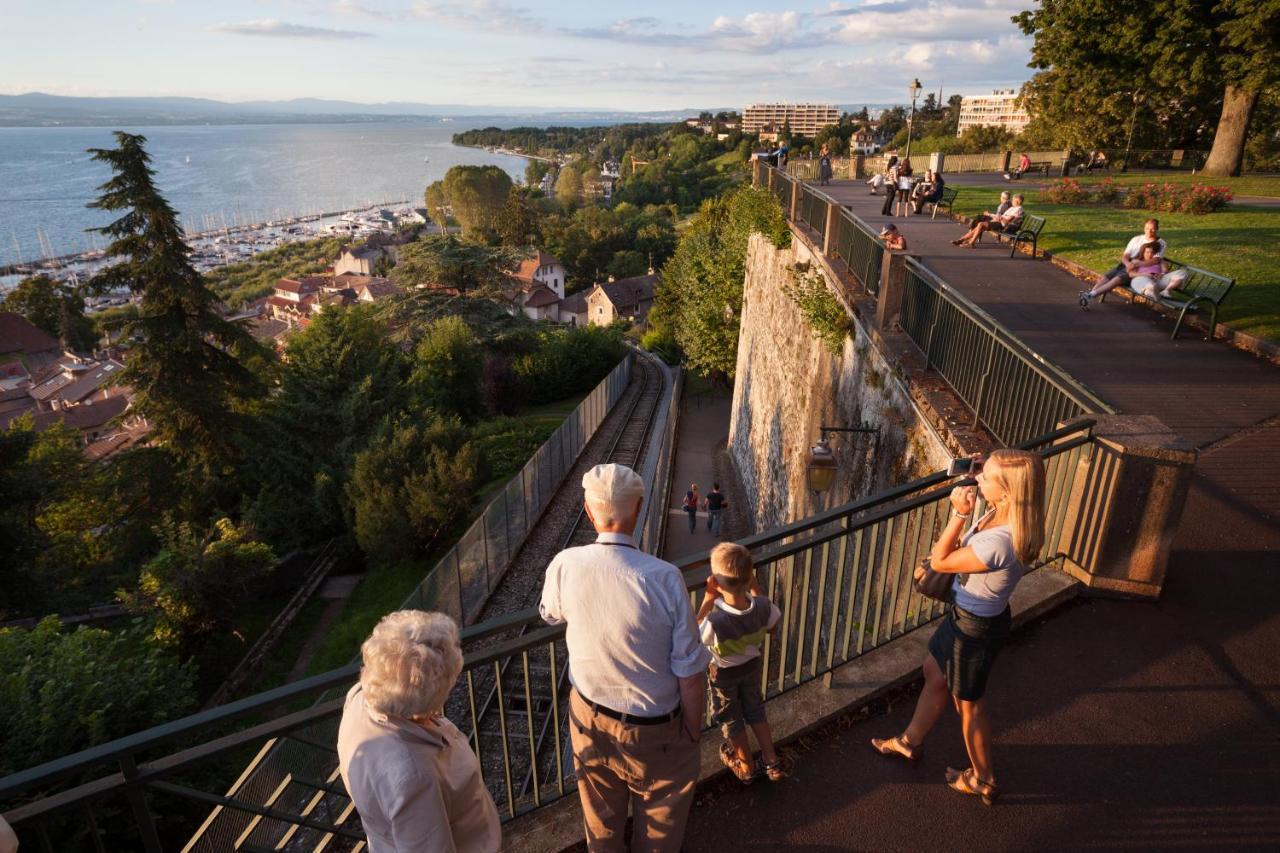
[540,463,710,853]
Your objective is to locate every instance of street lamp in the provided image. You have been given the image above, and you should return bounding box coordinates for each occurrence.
[904,78,923,164]
[805,424,879,494]
[1122,88,1141,173]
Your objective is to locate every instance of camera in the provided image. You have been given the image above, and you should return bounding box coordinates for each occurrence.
[947,457,984,477]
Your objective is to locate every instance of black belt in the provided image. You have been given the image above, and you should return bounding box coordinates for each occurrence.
[575,690,680,726]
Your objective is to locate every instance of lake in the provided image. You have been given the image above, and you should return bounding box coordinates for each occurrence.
[0,121,530,267]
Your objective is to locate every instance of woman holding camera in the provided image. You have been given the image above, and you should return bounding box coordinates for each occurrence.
[871,449,1046,805]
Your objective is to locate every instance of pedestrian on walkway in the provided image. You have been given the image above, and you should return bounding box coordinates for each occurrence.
[337,610,501,853]
[683,483,700,534]
[894,159,915,217]
[541,464,710,853]
[818,145,833,186]
[697,543,785,784]
[702,483,728,536]
[880,157,901,217]
[870,449,1046,806]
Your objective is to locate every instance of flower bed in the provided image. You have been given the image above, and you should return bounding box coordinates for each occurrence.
[1040,177,1233,214]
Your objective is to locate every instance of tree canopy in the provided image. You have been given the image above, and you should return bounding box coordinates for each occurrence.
[424,164,514,239]
[1,275,96,352]
[391,234,526,298]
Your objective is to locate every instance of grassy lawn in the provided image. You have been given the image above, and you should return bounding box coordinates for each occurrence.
[1071,172,1280,199]
[953,185,1280,342]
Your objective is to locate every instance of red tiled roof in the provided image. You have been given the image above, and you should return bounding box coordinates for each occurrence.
[513,250,562,283]
[275,277,324,295]
[0,312,61,357]
[523,285,560,308]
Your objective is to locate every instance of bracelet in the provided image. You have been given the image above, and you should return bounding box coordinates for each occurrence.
[953,510,972,519]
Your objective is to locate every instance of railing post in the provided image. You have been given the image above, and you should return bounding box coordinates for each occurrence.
[119,755,163,853]
[922,289,942,371]
[1056,415,1196,598]
[822,202,837,256]
[875,250,910,329]
[851,153,865,180]
[789,179,799,222]
[970,328,999,429]
[767,167,775,191]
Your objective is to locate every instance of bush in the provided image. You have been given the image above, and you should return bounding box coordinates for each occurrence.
[511,325,627,403]
[1093,177,1123,204]
[1122,182,1232,214]
[1041,178,1091,205]
[641,327,682,365]
[0,617,196,776]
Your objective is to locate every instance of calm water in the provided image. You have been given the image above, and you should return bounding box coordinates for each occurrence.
[0,122,528,267]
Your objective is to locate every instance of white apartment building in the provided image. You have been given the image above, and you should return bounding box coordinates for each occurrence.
[743,103,840,137]
[957,90,1031,136]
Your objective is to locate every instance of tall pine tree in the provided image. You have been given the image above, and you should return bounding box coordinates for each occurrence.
[87,132,260,476]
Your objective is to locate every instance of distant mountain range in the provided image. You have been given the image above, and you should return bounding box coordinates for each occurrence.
[0,93,899,128]
[0,93,717,127]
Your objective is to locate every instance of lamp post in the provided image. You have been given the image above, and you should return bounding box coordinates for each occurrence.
[1121,88,1141,173]
[904,78,923,164]
[805,424,879,495]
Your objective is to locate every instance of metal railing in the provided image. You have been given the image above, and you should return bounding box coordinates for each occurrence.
[898,259,1113,445]
[0,421,1097,851]
[398,355,633,626]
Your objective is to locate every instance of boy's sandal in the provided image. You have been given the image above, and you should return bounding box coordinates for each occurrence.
[719,741,757,785]
[870,734,918,762]
[945,767,999,806]
[762,757,789,782]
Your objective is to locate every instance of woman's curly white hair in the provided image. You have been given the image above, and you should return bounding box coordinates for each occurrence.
[359,610,463,718]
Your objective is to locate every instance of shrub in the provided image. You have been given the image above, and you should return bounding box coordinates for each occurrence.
[641,327,682,364]
[1041,178,1091,205]
[1121,182,1232,215]
[1093,177,1123,204]
[1182,184,1234,214]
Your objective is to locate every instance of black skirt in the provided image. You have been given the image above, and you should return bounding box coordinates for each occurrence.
[928,603,1011,701]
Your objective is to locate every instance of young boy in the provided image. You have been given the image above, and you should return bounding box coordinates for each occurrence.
[697,542,785,783]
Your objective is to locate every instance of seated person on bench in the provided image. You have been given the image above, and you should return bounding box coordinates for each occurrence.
[953,194,1023,247]
[912,171,946,213]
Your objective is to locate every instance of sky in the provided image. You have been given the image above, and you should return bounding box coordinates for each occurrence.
[0,0,1038,111]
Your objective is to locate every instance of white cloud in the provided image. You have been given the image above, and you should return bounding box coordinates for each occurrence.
[212,19,374,39]
[410,0,544,32]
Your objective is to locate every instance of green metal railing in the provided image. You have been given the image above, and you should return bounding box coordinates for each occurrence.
[899,259,1113,444]
[0,422,1096,852]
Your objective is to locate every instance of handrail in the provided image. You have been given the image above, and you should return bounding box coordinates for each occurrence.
[0,420,1095,815]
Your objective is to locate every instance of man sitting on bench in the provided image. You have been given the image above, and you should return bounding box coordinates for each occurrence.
[1077,217,1189,307]
[952,194,1024,248]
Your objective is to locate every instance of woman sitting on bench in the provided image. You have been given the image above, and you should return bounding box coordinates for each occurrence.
[953,194,1023,248]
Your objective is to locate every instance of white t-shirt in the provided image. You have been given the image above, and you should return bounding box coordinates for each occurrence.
[1124,234,1167,259]
[952,513,1027,617]
[1000,204,1025,224]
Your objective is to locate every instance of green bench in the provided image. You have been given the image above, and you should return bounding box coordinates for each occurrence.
[993,214,1047,258]
[927,186,959,220]
[1101,260,1235,340]
[1008,161,1052,180]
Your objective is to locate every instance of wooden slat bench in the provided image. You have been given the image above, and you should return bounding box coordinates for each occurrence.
[993,214,1047,258]
[1102,260,1235,340]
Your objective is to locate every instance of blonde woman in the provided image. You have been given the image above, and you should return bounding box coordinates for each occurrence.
[871,449,1046,806]
[338,611,500,852]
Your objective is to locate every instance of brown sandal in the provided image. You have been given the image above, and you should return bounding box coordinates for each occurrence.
[720,741,758,784]
[870,734,918,762]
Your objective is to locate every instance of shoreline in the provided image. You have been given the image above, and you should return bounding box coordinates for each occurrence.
[452,141,561,166]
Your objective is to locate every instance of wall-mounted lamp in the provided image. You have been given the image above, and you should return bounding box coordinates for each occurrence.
[806,424,878,494]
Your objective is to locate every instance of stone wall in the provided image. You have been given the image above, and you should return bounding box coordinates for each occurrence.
[729,231,952,530]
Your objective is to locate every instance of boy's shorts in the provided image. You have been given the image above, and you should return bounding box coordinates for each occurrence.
[709,657,766,738]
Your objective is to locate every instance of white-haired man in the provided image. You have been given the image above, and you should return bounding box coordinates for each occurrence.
[540,463,710,853]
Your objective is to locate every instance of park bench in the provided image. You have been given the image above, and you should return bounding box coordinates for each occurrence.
[1008,161,1052,180]
[1101,260,1235,340]
[993,214,1047,258]
[927,186,960,220]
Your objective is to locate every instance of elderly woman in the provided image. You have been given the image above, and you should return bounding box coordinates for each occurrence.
[871,449,1047,805]
[952,193,1023,248]
[338,610,500,853]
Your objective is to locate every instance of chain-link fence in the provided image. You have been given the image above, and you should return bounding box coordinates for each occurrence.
[398,354,634,625]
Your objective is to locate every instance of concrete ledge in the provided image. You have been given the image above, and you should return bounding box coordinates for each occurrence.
[499,567,1080,852]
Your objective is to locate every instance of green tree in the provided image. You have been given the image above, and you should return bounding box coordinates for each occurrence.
[498,185,536,246]
[1,275,96,351]
[347,416,482,563]
[424,181,449,233]
[525,159,550,187]
[556,166,584,208]
[410,315,484,420]
[441,164,513,239]
[245,305,409,550]
[391,235,526,297]
[1014,0,1278,175]
[0,616,196,776]
[654,185,790,378]
[120,517,275,645]
[86,132,261,477]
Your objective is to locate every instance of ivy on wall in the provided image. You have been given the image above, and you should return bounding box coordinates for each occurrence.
[784,263,851,355]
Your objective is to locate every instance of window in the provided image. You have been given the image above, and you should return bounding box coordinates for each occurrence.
[597,307,604,315]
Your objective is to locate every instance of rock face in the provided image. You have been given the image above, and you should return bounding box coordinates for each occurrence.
[729,232,951,530]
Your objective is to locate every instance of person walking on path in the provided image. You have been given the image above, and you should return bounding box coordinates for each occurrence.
[696,543,785,785]
[870,449,1046,806]
[683,483,700,534]
[337,610,501,853]
[702,483,728,537]
[818,145,833,186]
[541,464,710,853]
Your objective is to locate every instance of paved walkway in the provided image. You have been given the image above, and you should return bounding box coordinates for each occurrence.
[661,382,740,562]
[681,180,1280,850]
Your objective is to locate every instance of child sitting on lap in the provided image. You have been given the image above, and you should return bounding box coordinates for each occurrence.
[698,542,785,783]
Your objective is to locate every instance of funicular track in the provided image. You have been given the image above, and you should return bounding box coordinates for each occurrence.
[459,350,665,817]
